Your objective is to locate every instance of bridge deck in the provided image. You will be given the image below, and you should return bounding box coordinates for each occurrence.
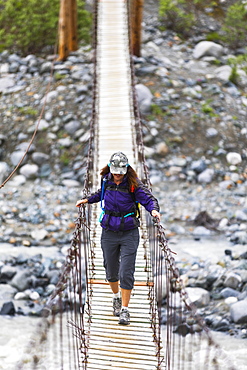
[84,0,163,368]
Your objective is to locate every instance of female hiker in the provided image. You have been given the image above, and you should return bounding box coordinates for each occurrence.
[76,152,161,325]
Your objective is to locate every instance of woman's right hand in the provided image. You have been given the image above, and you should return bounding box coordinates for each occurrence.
[76,199,88,207]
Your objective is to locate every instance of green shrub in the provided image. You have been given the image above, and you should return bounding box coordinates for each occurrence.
[151,103,164,116]
[201,102,214,115]
[206,31,221,42]
[228,54,247,74]
[0,0,91,54]
[227,54,247,85]
[229,65,239,85]
[18,107,38,116]
[54,72,66,81]
[222,1,247,49]
[158,0,247,48]
[60,151,70,166]
[159,0,195,36]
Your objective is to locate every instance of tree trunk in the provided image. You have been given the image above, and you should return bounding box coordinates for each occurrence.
[130,0,144,57]
[58,0,70,60]
[68,0,78,52]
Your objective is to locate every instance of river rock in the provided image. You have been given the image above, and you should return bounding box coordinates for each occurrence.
[10,271,32,291]
[232,231,247,245]
[225,297,238,306]
[223,272,242,290]
[8,174,26,187]
[185,287,210,307]
[193,41,224,59]
[62,179,81,187]
[170,224,186,235]
[230,299,247,324]
[156,142,169,155]
[0,301,16,315]
[64,120,81,135]
[14,292,29,300]
[0,284,17,301]
[40,61,52,74]
[220,287,240,299]
[0,63,9,74]
[218,218,228,230]
[31,152,49,165]
[197,168,214,183]
[135,83,153,113]
[214,65,232,81]
[0,77,15,93]
[0,162,9,184]
[0,265,17,282]
[58,137,72,147]
[43,90,58,103]
[193,226,211,236]
[206,128,218,138]
[235,210,247,221]
[9,62,19,73]
[16,142,36,153]
[226,152,242,165]
[37,119,49,131]
[29,291,40,301]
[31,229,48,241]
[10,151,26,166]
[190,160,207,174]
[19,164,39,179]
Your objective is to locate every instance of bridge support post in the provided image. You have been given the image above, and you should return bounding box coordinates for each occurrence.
[130,0,144,57]
[68,0,78,52]
[58,0,78,60]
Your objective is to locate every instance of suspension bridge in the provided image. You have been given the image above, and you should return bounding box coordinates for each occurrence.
[14,0,237,369]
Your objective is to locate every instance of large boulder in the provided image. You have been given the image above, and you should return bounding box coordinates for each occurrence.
[193,41,224,59]
[0,77,15,93]
[214,65,232,81]
[135,84,153,114]
[185,287,210,307]
[230,299,247,324]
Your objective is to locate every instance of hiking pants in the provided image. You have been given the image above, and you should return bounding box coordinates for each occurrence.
[101,228,140,290]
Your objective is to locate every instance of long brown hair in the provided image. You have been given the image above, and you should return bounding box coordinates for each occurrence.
[100,165,138,190]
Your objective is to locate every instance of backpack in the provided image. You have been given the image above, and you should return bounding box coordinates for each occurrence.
[99,177,140,222]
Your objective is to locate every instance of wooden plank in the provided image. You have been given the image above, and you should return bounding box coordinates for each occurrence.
[89,279,154,287]
[87,338,157,352]
[88,325,153,343]
[88,317,153,327]
[85,321,152,331]
[88,304,153,313]
[88,295,150,303]
[86,360,157,370]
[87,348,158,362]
[86,321,155,337]
[87,352,158,366]
[86,335,157,348]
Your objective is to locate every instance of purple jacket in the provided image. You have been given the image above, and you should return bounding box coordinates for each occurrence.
[87,173,160,232]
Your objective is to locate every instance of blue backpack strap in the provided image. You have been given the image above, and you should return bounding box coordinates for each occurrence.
[99,177,107,222]
[100,177,107,209]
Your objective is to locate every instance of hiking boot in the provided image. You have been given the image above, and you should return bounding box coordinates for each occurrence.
[113,297,121,316]
[118,309,130,325]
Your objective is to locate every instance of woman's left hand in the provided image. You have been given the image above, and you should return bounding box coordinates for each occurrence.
[151,210,161,223]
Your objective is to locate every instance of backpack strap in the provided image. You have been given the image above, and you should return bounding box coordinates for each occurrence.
[99,177,107,222]
[130,185,140,219]
[99,178,140,222]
